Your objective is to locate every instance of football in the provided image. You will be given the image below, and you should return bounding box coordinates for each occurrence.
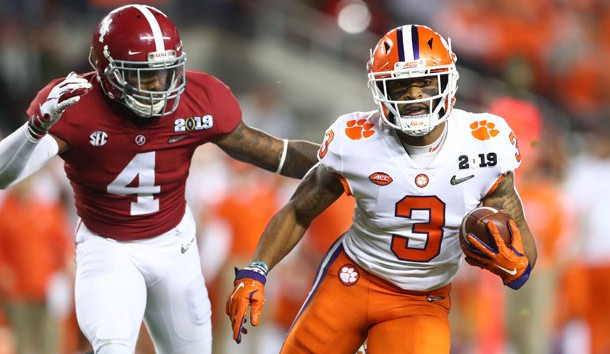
[459,206,513,251]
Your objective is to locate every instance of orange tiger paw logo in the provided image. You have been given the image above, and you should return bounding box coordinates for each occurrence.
[345,119,375,140]
[470,120,499,141]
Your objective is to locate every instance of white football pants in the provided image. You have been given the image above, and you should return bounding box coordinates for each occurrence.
[74,207,212,354]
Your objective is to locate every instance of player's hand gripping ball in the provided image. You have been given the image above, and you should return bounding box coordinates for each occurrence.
[459,206,512,253]
[459,206,531,290]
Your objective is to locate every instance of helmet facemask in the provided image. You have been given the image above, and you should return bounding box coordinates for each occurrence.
[91,47,186,118]
[369,62,458,137]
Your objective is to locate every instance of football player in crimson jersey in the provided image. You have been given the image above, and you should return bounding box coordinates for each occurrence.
[226,24,538,353]
[0,4,318,354]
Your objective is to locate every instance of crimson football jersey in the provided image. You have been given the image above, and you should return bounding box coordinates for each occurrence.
[27,71,241,240]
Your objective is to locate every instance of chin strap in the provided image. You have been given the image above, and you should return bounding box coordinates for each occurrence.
[123,94,165,118]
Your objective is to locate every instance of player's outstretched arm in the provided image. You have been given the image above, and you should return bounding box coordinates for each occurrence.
[0,73,89,188]
[225,164,344,343]
[215,121,320,178]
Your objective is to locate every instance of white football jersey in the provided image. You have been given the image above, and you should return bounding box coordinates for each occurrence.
[318,109,521,291]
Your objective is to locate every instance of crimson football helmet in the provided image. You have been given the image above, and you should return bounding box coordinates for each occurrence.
[367,25,459,136]
[89,4,186,118]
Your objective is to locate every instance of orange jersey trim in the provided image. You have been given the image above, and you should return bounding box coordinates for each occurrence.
[485,173,506,198]
[334,173,352,196]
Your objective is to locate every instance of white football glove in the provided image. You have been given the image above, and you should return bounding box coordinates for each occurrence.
[28,72,92,139]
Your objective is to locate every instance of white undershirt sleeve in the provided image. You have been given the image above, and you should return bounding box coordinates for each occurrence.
[0,123,59,188]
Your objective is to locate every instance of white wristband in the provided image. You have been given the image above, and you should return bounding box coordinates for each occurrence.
[275,139,288,174]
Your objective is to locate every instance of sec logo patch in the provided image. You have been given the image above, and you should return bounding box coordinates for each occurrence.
[338,264,360,286]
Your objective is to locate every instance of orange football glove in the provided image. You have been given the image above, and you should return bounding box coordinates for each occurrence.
[225,265,266,344]
[462,220,531,290]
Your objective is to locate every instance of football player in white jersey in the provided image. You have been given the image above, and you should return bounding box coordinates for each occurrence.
[226,24,537,353]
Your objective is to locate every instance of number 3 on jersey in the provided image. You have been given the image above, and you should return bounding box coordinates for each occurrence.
[107,152,161,216]
[391,196,445,262]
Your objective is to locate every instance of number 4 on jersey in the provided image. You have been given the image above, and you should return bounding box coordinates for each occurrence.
[107,152,161,216]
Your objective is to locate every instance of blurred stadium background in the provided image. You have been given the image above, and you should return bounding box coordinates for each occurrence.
[0,1,609,354]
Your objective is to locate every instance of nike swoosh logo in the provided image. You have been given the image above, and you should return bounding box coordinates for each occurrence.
[493,264,518,276]
[128,50,141,55]
[168,134,191,144]
[426,295,445,302]
[181,237,195,254]
[229,282,245,303]
[450,174,475,185]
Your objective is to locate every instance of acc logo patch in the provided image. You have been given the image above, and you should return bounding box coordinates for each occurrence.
[338,264,360,286]
[369,172,393,186]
